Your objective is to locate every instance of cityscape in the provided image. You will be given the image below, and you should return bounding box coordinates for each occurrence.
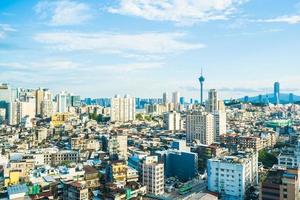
[1,1,300,200]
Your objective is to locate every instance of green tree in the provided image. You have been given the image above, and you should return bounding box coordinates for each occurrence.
[136,113,144,121]
[258,149,278,168]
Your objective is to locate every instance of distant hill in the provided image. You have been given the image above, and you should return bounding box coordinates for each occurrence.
[238,93,300,104]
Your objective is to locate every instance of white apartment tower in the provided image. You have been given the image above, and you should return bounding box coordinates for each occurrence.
[142,156,164,195]
[207,152,258,200]
[186,110,214,145]
[56,91,70,113]
[213,111,227,142]
[206,89,226,113]
[163,111,182,131]
[172,91,180,105]
[206,89,218,112]
[110,94,135,122]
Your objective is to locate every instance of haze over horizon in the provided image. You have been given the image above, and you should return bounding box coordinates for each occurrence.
[1,0,300,99]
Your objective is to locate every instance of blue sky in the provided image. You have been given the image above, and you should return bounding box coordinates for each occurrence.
[1,0,300,99]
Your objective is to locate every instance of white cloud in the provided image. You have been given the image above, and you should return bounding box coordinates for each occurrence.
[258,15,300,24]
[98,62,164,72]
[0,60,80,71]
[108,0,247,25]
[35,0,92,26]
[0,24,16,39]
[34,32,205,54]
[0,60,165,90]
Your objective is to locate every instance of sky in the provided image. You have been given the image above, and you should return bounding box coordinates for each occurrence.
[1,0,300,100]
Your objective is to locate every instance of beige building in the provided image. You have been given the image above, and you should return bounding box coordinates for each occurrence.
[142,156,164,195]
[186,111,214,145]
[260,167,299,200]
[10,157,35,178]
[44,150,79,166]
[36,127,48,143]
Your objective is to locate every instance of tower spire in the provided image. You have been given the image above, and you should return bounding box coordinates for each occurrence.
[198,68,205,105]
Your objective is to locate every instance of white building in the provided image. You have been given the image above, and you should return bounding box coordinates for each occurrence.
[186,111,214,145]
[213,111,227,142]
[142,156,164,195]
[163,111,182,131]
[207,152,258,200]
[278,139,300,168]
[110,94,135,122]
[15,100,36,124]
[172,91,180,105]
[56,91,70,113]
[206,89,218,113]
[206,89,226,113]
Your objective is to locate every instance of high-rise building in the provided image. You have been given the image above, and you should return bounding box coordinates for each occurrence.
[186,110,214,145]
[56,91,70,113]
[258,94,263,103]
[289,93,294,103]
[213,111,227,142]
[179,97,185,105]
[163,111,182,131]
[71,95,81,107]
[0,83,12,124]
[110,94,135,122]
[207,152,258,200]
[172,91,180,105]
[274,82,280,105]
[142,156,164,195]
[15,100,36,124]
[198,69,205,105]
[206,89,218,112]
[163,92,168,104]
[41,100,53,117]
[35,88,44,116]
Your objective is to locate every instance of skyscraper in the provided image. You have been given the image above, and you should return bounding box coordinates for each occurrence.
[110,94,135,122]
[274,82,280,105]
[56,91,70,113]
[172,91,180,105]
[289,93,294,103]
[213,111,227,142]
[71,95,81,107]
[0,83,12,124]
[35,88,44,116]
[163,92,168,104]
[206,89,218,113]
[198,69,205,105]
[179,97,185,105]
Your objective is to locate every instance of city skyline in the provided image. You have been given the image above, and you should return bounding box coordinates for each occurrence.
[1,0,300,99]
